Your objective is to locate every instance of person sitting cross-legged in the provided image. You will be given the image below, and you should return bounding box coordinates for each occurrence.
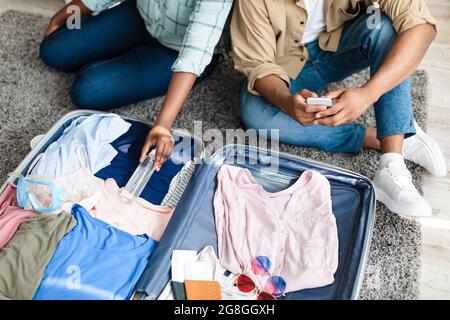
[40,0,233,170]
[231,0,447,217]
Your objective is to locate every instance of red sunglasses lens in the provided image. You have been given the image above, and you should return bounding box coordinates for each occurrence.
[257,292,276,300]
[236,274,256,293]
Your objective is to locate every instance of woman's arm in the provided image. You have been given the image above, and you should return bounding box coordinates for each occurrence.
[139,72,197,169]
[45,0,92,37]
[140,0,233,170]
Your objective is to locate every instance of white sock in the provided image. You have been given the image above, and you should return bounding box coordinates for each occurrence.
[380,153,404,169]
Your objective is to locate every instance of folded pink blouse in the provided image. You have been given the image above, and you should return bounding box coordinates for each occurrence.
[213,165,339,292]
[81,179,174,241]
[0,183,38,249]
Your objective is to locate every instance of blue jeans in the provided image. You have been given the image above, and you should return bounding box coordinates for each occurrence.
[240,13,416,154]
[39,0,219,110]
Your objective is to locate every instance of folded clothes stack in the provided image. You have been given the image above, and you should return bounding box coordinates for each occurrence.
[0,114,186,300]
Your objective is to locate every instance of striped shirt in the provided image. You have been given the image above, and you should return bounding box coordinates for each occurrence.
[82,0,233,76]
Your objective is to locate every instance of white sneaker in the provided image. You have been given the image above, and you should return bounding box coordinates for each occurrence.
[403,122,447,177]
[373,160,432,217]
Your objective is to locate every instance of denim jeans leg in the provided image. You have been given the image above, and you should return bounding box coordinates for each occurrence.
[40,0,151,72]
[238,41,367,154]
[374,78,415,139]
[70,43,179,109]
[320,13,416,140]
[240,83,366,153]
[362,16,416,139]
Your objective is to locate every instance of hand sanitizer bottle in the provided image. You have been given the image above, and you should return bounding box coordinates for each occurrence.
[121,150,156,203]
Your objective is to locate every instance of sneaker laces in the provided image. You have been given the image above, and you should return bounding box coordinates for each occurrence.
[386,162,415,190]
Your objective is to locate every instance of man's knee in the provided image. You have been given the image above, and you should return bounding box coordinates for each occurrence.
[376,14,396,41]
[366,13,397,48]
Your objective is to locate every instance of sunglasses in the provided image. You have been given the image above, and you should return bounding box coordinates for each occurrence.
[235,256,286,300]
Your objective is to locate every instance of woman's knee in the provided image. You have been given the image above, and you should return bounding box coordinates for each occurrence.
[69,79,92,110]
[70,66,116,111]
[39,34,77,72]
[39,37,58,68]
[70,74,100,110]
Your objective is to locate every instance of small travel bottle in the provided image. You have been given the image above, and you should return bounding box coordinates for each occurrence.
[121,150,156,203]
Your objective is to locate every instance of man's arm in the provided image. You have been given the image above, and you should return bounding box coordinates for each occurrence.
[232,0,326,125]
[366,23,436,99]
[315,23,436,127]
[231,0,291,95]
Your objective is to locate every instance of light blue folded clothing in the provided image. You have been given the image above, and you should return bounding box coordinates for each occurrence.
[30,113,131,178]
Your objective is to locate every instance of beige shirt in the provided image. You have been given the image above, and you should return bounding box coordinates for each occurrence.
[231,0,437,95]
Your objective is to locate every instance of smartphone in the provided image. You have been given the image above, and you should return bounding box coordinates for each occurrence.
[307,97,334,108]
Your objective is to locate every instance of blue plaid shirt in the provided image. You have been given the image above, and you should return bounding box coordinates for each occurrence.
[82,0,233,76]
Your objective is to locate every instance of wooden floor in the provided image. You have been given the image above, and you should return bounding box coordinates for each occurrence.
[415,0,450,300]
[0,0,449,299]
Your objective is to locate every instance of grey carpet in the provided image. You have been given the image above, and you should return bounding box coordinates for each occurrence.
[0,10,428,299]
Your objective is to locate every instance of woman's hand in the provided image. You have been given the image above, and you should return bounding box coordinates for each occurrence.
[139,72,197,170]
[44,0,91,38]
[140,125,175,171]
[45,17,64,37]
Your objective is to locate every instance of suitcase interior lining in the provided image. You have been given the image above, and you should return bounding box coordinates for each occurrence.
[136,145,375,300]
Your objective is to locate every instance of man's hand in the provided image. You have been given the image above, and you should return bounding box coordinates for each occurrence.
[281,89,329,126]
[140,125,175,171]
[313,87,378,127]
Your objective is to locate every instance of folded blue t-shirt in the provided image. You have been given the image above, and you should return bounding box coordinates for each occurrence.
[33,204,158,300]
[95,120,194,205]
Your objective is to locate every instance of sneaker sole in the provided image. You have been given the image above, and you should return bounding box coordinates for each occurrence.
[374,185,432,217]
[412,126,447,177]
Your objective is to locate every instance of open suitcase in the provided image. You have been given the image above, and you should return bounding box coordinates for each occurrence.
[0,111,376,300]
